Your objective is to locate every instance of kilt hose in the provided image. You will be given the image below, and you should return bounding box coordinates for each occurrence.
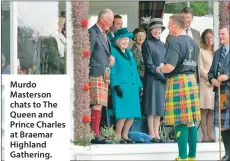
[164,74,201,125]
[89,76,108,107]
[214,87,230,128]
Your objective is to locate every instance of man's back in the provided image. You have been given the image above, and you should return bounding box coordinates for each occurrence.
[165,35,199,78]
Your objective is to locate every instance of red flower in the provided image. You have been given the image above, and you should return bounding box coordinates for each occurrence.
[83,50,90,57]
[82,116,90,123]
[228,2,230,9]
[83,83,89,91]
[81,19,88,28]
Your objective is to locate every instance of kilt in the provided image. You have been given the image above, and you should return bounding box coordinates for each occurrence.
[214,86,230,128]
[89,76,108,107]
[164,74,201,125]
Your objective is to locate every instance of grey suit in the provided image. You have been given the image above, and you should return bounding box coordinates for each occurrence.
[89,24,111,76]
[190,28,201,46]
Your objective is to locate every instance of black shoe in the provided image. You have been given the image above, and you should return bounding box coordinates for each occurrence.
[124,139,135,144]
[91,135,113,144]
[119,139,127,144]
[151,138,160,143]
[104,139,113,144]
[91,135,105,144]
[157,138,164,143]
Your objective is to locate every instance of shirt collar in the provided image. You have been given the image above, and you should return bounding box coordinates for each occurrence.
[96,24,104,33]
[223,45,230,54]
[110,32,114,37]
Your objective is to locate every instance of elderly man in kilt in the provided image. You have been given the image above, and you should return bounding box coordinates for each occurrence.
[156,14,200,160]
[208,26,230,161]
[88,8,115,144]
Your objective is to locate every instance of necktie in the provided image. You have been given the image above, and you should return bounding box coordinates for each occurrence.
[185,29,189,35]
[218,47,227,72]
[221,47,227,58]
[102,32,107,41]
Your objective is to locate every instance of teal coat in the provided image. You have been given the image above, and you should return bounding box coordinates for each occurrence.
[110,46,142,120]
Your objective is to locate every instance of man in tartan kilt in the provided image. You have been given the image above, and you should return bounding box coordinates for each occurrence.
[88,8,115,144]
[208,25,230,161]
[156,14,200,160]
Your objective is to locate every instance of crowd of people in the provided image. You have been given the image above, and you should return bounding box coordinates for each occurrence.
[1,11,67,75]
[1,5,229,161]
[88,7,230,161]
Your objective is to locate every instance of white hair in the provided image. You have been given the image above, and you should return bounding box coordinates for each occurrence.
[115,37,129,47]
[98,8,113,18]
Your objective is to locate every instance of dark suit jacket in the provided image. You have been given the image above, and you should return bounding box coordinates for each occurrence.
[107,32,115,46]
[166,28,201,46]
[208,47,230,92]
[89,24,111,76]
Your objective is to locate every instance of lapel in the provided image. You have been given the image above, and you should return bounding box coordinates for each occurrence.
[134,43,141,53]
[191,28,199,45]
[94,25,111,55]
[116,46,130,61]
[224,51,230,68]
[214,49,221,73]
[107,32,114,38]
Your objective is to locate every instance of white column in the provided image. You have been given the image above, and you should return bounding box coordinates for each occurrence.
[213,1,219,51]
[0,2,2,158]
[213,1,219,141]
[10,2,18,75]
[66,1,74,142]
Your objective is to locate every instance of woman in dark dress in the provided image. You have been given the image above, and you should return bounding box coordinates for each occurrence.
[142,18,166,142]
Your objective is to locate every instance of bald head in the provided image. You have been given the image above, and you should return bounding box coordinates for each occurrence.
[97,8,114,31]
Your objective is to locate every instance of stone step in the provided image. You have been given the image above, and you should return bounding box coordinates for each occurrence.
[72,143,224,160]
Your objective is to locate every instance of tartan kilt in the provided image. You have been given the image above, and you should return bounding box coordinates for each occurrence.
[214,86,230,128]
[164,74,201,125]
[89,76,108,107]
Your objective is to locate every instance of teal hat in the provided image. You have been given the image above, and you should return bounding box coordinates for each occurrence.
[113,28,133,41]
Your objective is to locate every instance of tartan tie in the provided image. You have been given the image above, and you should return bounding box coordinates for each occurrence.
[221,47,227,58]
[218,47,227,72]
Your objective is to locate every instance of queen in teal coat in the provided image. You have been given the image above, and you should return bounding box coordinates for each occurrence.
[110,28,142,143]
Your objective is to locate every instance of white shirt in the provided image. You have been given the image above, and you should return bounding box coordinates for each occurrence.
[111,32,115,38]
[185,28,194,39]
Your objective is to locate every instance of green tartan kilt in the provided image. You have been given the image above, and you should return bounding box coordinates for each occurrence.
[164,74,201,125]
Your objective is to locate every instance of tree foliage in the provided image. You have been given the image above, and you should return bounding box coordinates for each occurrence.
[165,1,212,16]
